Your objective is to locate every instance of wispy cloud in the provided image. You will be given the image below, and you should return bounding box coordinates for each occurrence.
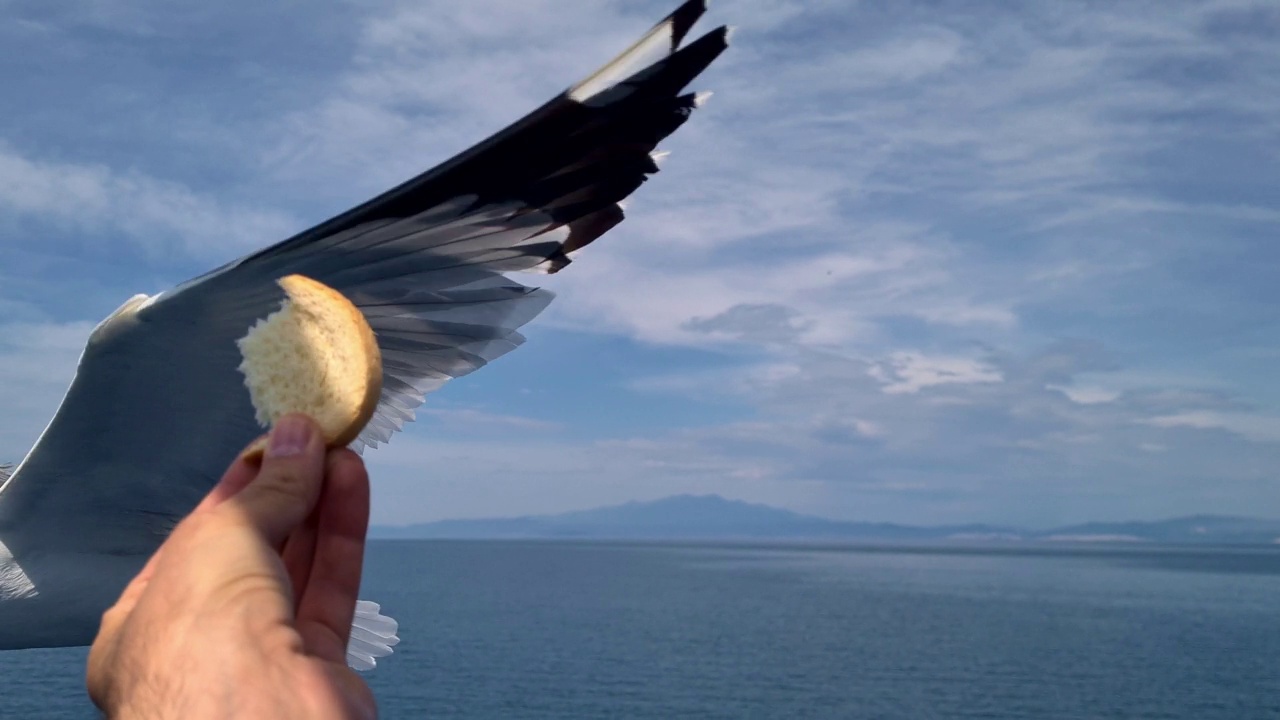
[0,144,296,262]
[870,352,1003,395]
[417,407,562,433]
[0,321,91,462]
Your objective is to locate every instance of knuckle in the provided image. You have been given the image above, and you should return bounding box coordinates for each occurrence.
[255,466,311,503]
[96,603,129,639]
[209,571,285,611]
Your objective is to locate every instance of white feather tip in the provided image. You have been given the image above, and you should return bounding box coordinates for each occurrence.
[346,600,401,672]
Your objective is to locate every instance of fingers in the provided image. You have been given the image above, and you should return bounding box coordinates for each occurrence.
[226,414,327,549]
[296,448,371,664]
[281,506,320,614]
[104,547,162,621]
[85,634,120,711]
[324,664,379,720]
[190,442,264,516]
[86,550,165,712]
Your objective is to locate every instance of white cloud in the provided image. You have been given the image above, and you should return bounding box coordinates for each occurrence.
[1145,411,1280,443]
[417,406,561,432]
[0,321,92,463]
[871,352,1003,395]
[0,144,296,263]
[1050,385,1120,405]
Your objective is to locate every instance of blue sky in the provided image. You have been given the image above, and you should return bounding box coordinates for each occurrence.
[1,0,1278,527]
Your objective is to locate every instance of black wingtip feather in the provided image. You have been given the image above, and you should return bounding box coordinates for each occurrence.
[667,0,709,50]
[251,2,728,281]
[643,26,731,98]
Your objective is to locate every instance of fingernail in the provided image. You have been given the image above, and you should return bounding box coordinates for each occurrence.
[268,415,312,458]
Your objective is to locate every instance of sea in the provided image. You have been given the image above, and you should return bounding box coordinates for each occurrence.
[2,540,1278,719]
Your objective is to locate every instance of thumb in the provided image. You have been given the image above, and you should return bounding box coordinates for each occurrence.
[228,414,328,548]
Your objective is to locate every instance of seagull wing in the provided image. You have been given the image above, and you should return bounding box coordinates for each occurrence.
[0,0,727,555]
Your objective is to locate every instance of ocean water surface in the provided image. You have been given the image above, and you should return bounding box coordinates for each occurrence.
[2,540,1278,718]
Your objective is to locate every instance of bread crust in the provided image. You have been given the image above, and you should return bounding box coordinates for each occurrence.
[277,275,383,446]
[239,274,383,461]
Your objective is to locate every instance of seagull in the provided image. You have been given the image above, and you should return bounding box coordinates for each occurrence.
[0,1,727,671]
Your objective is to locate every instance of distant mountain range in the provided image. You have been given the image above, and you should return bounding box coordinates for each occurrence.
[370,494,1280,545]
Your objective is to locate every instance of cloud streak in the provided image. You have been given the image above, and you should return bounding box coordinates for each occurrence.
[0,144,297,262]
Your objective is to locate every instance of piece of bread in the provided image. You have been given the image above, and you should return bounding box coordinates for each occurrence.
[236,274,382,461]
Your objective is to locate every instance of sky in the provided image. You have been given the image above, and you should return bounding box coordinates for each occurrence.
[0,0,1278,528]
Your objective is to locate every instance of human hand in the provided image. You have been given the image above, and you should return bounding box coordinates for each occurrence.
[86,414,378,719]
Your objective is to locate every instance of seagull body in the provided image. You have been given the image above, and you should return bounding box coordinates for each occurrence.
[0,1,727,670]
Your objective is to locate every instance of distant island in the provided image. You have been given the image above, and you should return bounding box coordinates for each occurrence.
[370,494,1280,545]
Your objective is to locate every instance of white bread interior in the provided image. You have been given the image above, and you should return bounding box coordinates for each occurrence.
[236,274,382,460]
